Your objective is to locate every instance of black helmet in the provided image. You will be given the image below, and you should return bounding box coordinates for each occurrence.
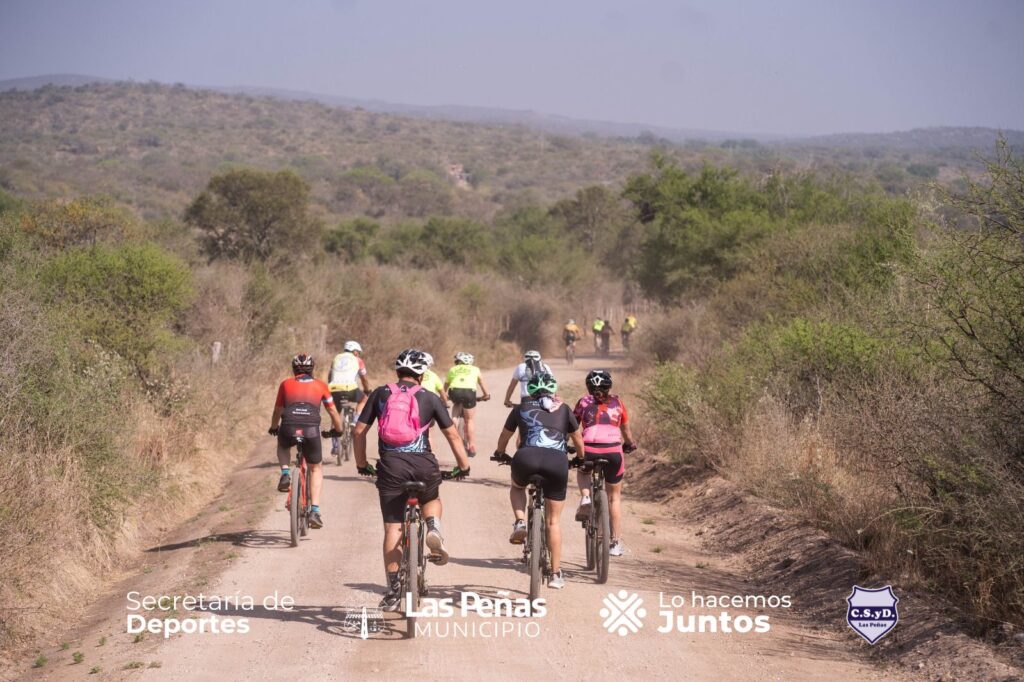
[292,353,315,374]
[585,369,612,394]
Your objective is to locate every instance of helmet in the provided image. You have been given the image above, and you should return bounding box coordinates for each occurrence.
[568,319,575,324]
[423,352,435,367]
[291,353,315,374]
[455,352,474,365]
[395,348,429,376]
[523,350,541,362]
[526,371,558,398]
[585,369,613,393]
[343,340,362,353]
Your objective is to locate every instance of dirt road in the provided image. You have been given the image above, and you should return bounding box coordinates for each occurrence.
[25,357,901,681]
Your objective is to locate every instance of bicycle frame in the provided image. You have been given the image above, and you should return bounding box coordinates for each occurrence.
[580,458,610,583]
[288,432,312,546]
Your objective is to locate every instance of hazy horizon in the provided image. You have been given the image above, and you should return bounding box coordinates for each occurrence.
[1,0,1022,136]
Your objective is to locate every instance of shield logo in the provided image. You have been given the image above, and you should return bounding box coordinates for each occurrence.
[846,585,899,644]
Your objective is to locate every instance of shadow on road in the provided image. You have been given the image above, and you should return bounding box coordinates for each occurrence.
[145,530,292,552]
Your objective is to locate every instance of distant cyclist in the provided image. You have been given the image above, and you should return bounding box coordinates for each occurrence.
[591,318,605,353]
[563,319,582,356]
[269,354,344,529]
[620,315,637,351]
[420,352,449,404]
[504,350,552,408]
[445,352,490,457]
[598,319,614,356]
[353,349,471,611]
[327,340,371,455]
[573,369,636,556]
[494,372,585,590]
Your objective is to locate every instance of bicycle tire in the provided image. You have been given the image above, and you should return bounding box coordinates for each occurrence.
[595,488,610,584]
[299,466,311,537]
[528,506,544,601]
[406,518,421,638]
[585,516,596,570]
[288,465,301,547]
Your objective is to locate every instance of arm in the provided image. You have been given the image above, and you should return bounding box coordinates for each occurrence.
[269,405,283,431]
[353,422,370,468]
[504,377,518,408]
[359,373,372,393]
[622,422,636,448]
[496,427,515,455]
[325,402,343,432]
[569,427,585,460]
[477,375,490,400]
[441,425,470,470]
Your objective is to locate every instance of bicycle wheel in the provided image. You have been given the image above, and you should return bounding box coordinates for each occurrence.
[299,467,311,537]
[585,515,596,570]
[595,488,610,584]
[405,518,421,637]
[528,507,544,601]
[288,466,301,548]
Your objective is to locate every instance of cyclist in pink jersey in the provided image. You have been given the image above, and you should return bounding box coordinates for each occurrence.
[572,369,636,556]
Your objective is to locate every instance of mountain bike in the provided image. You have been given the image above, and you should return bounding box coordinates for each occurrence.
[364,468,459,638]
[451,394,489,457]
[564,335,577,366]
[492,453,550,601]
[281,428,336,547]
[572,457,610,583]
[333,403,356,465]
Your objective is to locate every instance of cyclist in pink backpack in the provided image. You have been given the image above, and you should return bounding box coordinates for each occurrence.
[353,348,471,612]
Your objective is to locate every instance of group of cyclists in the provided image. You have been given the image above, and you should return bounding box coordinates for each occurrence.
[563,315,638,358]
[269,341,635,611]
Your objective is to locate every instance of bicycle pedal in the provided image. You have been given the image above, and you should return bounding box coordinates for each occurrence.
[427,555,443,565]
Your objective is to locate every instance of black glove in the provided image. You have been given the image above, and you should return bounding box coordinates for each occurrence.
[322,428,343,438]
[451,466,470,480]
[624,441,638,453]
[569,456,586,469]
[357,464,376,477]
[490,451,511,464]
[268,426,279,437]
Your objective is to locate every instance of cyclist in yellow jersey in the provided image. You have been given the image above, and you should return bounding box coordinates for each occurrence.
[446,352,490,457]
[420,352,448,404]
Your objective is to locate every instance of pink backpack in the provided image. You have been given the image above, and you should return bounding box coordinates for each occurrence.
[378,383,428,446]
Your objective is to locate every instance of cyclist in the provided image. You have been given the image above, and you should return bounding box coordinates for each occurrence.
[420,352,449,404]
[268,354,344,529]
[327,340,371,456]
[494,372,585,590]
[353,348,471,612]
[591,318,605,353]
[573,369,636,557]
[563,319,582,356]
[445,352,490,457]
[620,315,637,351]
[598,319,614,356]
[503,350,552,408]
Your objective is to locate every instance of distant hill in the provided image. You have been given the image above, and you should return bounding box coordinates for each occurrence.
[791,126,1024,152]
[0,73,113,90]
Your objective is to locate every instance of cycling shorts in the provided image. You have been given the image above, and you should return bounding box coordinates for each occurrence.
[584,443,624,484]
[449,388,478,409]
[511,447,569,501]
[376,451,442,523]
[277,424,323,465]
[331,389,364,408]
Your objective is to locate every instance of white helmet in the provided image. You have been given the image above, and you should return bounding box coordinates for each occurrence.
[395,348,429,375]
[568,319,575,324]
[524,350,541,362]
[423,352,435,367]
[343,340,362,353]
[455,352,474,365]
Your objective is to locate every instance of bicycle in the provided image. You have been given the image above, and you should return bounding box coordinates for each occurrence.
[451,394,489,456]
[363,467,458,638]
[279,428,337,547]
[564,335,577,366]
[333,403,356,465]
[572,457,610,583]
[491,452,550,601]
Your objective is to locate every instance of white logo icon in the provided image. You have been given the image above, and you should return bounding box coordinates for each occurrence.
[600,590,646,636]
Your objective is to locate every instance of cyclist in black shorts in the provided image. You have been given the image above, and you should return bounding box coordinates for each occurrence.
[493,372,585,590]
[353,348,471,612]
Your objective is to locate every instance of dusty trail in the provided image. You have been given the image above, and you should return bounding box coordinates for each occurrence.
[26,356,902,681]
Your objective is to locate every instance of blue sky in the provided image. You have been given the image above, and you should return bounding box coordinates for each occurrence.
[1,0,1021,135]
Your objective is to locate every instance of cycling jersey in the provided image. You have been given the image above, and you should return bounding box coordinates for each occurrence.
[564,324,582,339]
[503,399,579,451]
[573,394,629,447]
[622,316,637,333]
[421,369,445,396]
[446,364,481,391]
[592,319,605,332]
[327,352,367,392]
[275,374,334,426]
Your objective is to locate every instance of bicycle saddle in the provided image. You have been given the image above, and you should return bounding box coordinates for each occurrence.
[402,481,427,493]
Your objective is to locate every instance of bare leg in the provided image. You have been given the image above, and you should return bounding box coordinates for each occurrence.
[465,406,476,452]
[546,499,565,572]
[510,484,527,521]
[607,481,622,539]
[310,462,322,506]
[383,522,403,572]
[577,468,591,497]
